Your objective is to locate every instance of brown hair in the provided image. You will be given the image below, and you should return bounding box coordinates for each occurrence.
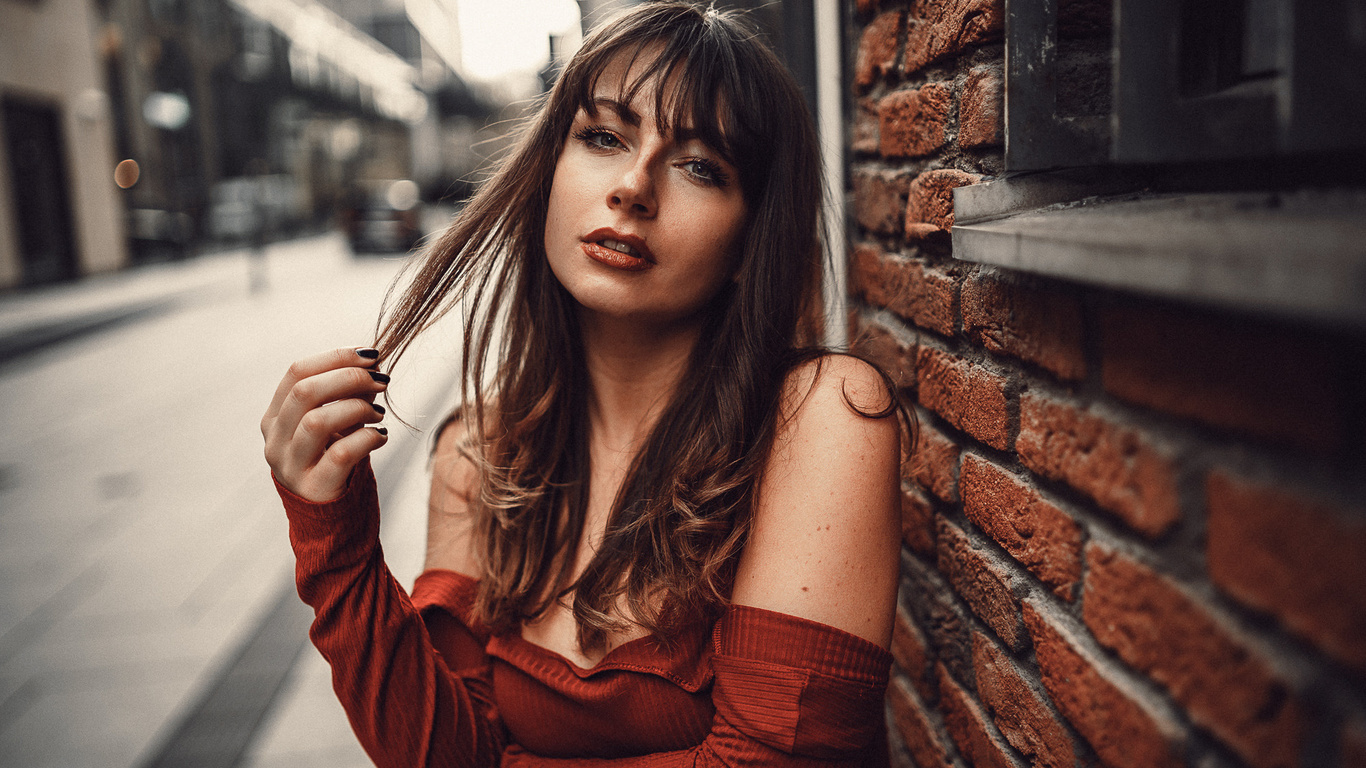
[375,1,902,649]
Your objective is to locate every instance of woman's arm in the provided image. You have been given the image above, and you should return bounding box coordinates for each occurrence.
[503,355,902,768]
[732,354,903,647]
[280,463,505,768]
[265,349,505,768]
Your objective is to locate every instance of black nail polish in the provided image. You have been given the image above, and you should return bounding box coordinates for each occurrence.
[374,426,388,436]
[372,403,386,415]
[369,371,391,384]
[355,348,380,359]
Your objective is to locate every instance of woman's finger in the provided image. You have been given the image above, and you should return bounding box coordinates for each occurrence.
[270,365,389,447]
[308,426,390,497]
[288,397,386,469]
[263,347,379,424]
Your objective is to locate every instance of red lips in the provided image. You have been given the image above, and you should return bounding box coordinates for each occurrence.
[581,228,654,271]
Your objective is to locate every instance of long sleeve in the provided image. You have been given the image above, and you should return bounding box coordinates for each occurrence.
[500,606,892,768]
[276,459,506,768]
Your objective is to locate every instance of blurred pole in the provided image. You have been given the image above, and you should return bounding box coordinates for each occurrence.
[248,158,270,294]
[816,0,847,349]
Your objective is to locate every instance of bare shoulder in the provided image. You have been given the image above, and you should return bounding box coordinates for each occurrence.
[777,353,899,431]
[431,411,480,505]
[426,409,482,576]
[731,354,902,647]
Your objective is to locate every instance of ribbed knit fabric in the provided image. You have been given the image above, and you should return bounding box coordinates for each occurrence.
[276,460,893,768]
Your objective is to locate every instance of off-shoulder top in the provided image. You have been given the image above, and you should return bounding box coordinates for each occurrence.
[277,458,892,767]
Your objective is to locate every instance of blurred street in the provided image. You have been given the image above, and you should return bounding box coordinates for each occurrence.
[0,228,467,768]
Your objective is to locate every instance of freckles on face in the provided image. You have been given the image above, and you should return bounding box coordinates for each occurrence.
[541,58,749,328]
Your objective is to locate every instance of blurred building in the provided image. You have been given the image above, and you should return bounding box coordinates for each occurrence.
[0,0,830,291]
[0,0,497,290]
[0,0,129,288]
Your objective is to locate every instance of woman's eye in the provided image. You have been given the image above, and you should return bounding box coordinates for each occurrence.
[573,127,621,150]
[681,158,729,187]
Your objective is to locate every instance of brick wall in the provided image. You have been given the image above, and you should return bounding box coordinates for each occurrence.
[847,2,1366,767]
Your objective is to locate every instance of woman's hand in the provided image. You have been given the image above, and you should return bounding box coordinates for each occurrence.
[262,347,391,502]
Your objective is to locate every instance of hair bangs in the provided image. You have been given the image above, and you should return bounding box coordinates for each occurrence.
[561,10,767,195]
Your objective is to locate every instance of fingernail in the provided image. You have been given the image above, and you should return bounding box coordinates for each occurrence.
[355,347,379,359]
[369,371,391,384]
[372,403,386,415]
[374,426,388,436]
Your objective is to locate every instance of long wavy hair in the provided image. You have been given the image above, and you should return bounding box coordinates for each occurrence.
[375,2,899,650]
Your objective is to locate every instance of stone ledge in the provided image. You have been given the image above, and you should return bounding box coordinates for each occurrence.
[952,176,1366,328]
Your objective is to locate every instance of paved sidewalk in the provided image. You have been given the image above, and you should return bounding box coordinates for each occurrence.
[0,247,255,363]
[0,232,465,768]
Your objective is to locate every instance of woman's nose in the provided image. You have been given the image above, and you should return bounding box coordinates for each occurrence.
[607,160,656,218]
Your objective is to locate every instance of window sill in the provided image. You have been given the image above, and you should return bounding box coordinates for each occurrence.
[951,175,1366,328]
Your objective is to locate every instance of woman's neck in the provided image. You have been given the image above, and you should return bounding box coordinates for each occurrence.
[578,312,701,452]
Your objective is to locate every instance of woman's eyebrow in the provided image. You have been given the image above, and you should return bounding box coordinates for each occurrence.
[589,97,640,127]
[586,96,720,155]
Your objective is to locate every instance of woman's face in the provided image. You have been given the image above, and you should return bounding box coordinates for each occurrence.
[543,52,748,331]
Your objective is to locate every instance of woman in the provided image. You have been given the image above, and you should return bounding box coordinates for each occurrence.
[261,3,907,765]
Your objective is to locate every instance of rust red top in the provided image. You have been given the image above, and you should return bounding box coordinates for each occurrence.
[276,459,892,768]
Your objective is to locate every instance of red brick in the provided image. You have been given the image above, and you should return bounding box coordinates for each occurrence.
[906,169,981,239]
[904,555,974,682]
[852,170,909,235]
[849,314,917,390]
[1100,304,1345,453]
[879,83,951,158]
[959,65,1004,148]
[962,272,1085,382]
[901,485,936,557]
[1083,543,1307,768]
[960,454,1081,599]
[1207,471,1366,674]
[893,604,934,702]
[917,347,1011,450]
[1017,393,1180,538]
[854,10,903,93]
[856,0,881,15]
[850,244,896,308]
[937,519,1023,649]
[972,632,1076,768]
[902,263,957,337]
[850,246,957,336]
[938,664,1023,768]
[888,260,957,337]
[1342,715,1366,768]
[853,97,881,154]
[903,0,1004,74]
[909,421,960,502]
[887,677,955,768]
[1023,603,1184,768]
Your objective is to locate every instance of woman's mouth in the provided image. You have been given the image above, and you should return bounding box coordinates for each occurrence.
[582,242,650,270]
[581,230,653,271]
[600,239,639,257]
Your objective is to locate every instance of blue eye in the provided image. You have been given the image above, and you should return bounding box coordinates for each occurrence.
[683,160,713,179]
[681,158,729,187]
[573,126,621,150]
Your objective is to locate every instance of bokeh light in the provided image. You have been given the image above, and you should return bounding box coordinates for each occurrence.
[114,158,140,189]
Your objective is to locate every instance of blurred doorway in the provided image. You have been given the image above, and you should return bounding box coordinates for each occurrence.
[3,97,77,286]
